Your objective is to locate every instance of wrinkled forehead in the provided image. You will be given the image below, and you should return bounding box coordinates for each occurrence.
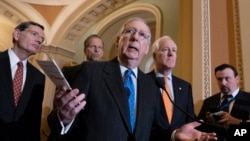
[216,68,235,76]
[28,25,45,36]
[89,37,102,43]
[124,20,151,33]
[159,38,177,48]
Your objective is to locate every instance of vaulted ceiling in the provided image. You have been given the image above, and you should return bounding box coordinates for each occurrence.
[0,0,163,64]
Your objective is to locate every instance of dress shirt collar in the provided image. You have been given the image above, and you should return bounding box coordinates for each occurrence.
[220,88,239,99]
[120,65,138,78]
[154,69,172,80]
[8,48,28,68]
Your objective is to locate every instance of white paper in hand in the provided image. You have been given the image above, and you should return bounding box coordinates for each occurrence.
[36,53,71,90]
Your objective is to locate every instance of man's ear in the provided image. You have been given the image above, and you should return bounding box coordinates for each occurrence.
[116,36,120,48]
[13,29,20,41]
[144,44,149,55]
[83,48,87,54]
[152,52,156,59]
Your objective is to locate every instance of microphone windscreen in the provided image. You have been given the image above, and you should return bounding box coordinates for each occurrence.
[155,77,165,89]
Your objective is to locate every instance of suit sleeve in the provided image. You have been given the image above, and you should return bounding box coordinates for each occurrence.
[47,63,91,141]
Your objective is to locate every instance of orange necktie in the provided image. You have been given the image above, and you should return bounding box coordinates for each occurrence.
[162,76,172,123]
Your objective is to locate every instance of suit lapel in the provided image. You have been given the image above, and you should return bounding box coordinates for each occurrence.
[230,92,243,116]
[135,70,148,131]
[170,76,182,124]
[103,59,131,133]
[0,51,16,108]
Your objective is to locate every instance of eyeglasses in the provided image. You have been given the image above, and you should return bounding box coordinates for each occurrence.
[159,47,177,53]
[122,27,150,40]
[23,29,45,43]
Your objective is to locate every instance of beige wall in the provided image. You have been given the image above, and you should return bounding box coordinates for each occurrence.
[239,0,250,92]
[191,0,250,114]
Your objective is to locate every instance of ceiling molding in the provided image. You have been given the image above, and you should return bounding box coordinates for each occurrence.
[17,0,80,6]
[0,1,28,24]
[0,1,51,35]
[52,0,136,49]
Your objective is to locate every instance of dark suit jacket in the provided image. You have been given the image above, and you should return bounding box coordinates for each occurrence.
[61,64,81,85]
[197,91,250,141]
[0,50,45,141]
[198,90,250,121]
[48,58,168,141]
[147,71,195,141]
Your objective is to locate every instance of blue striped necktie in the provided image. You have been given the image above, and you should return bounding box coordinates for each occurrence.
[124,69,135,132]
[220,94,232,112]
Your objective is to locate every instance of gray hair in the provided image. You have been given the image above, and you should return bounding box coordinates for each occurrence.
[117,17,151,45]
[151,35,173,54]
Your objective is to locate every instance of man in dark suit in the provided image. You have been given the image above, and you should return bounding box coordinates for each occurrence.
[147,35,195,141]
[0,21,45,141]
[198,63,250,140]
[62,34,104,84]
[48,17,217,141]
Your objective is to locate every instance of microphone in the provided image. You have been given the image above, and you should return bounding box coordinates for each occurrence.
[155,77,201,123]
[155,77,229,136]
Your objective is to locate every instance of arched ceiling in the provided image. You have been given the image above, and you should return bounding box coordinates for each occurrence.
[0,0,161,64]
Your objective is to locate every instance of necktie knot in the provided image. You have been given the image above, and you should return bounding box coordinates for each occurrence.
[222,94,232,101]
[163,76,168,84]
[220,94,233,112]
[17,61,23,67]
[124,69,134,91]
[125,69,133,78]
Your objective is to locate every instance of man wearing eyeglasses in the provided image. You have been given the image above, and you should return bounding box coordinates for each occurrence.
[48,17,217,141]
[0,21,45,141]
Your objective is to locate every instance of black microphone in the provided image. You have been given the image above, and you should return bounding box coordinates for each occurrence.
[155,77,229,136]
[155,77,202,123]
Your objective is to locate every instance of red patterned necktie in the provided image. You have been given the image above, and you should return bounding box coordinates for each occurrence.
[13,61,23,106]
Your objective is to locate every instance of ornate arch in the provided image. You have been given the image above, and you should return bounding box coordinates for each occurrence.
[93,2,162,71]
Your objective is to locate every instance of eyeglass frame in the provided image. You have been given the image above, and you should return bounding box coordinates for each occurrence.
[87,44,104,50]
[21,29,46,44]
[122,27,151,40]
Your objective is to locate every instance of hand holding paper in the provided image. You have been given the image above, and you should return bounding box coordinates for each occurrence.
[36,53,71,90]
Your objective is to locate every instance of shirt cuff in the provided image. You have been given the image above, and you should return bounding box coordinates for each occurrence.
[57,110,75,135]
[171,129,178,141]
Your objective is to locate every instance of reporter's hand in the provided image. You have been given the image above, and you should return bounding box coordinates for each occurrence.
[175,121,217,141]
[205,112,214,123]
[218,111,241,125]
[54,86,86,124]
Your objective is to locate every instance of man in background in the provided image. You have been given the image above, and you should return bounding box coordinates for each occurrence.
[147,35,195,141]
[198,63,250,140]
[83,34,104,62]
[0,21,45,141]
[62,34,104,84]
